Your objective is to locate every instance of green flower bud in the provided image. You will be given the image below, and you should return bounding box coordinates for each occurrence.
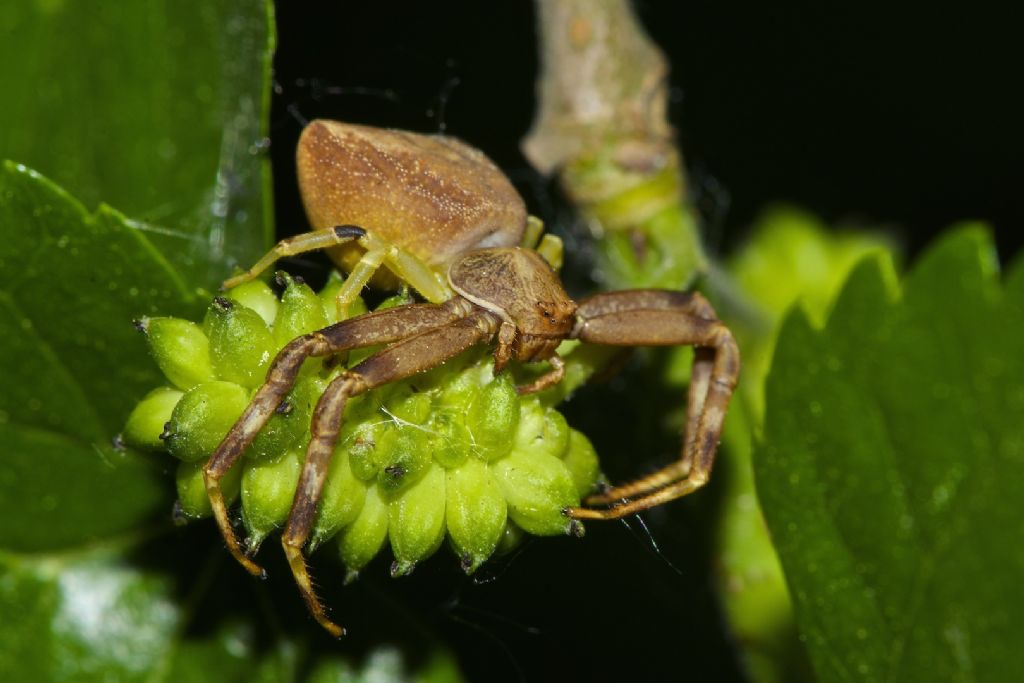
[339,484,390,578]
[513,399,571,461]
[376,428,432,494]
[175,459,241,520]
[273,273,328,349]
[311,451,368,550]
[389,464,446,576]
[142,317,214,391]
[165,381,249,462]
[240,450,302,550]
[446,458,506,573]
[428,412,472,470]
[122,386,183,450]
[386,388,433,425]
[207,299,274,388]
[490,449,578,536]
[541,408,570,458]
[341,394,385,481]
[467,372,520,461]
[225,279,279,327]
[318,271,367,324]
[376,292,412,311]
[436,361,484,410]
[247,375,325,463]
[494,520,525,556]
[562,429,601,497]
[347,437,380,482]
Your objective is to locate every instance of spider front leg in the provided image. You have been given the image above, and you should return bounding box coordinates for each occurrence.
[221,225,449,318]
[280,310,501,637]
[203,302,466,577]
[516,354,565,395]
[331,231,451,317]
[565,290,739,520]
[584,346,715,505]
[222,225,366,290]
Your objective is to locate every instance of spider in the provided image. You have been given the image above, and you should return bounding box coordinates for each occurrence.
[203,121,739,636]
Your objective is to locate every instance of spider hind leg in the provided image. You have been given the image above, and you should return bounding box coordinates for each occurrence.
[277,311,501,636]
[564,290,739,519]
[202,302,469,578]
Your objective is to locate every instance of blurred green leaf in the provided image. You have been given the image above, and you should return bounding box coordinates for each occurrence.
[0,551,181,682]
[0,0,275,285]
[712,210,895,683]
[725,207,896,424]
[0,2,468,679]
[756,225,1024,681]
[0,1,279,677]
[0,161,244,679]
[0,162,199,552]
[0,544,314,682]
[0,3,470,676]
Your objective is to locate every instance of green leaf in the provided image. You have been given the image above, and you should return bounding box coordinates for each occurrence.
[0,1,279,675]
[0,0,275,284]
[0,542,311,683]
[0,163,202,552]
[0,161,245,679]
[0,550,181,682]
[756,225,1024,681]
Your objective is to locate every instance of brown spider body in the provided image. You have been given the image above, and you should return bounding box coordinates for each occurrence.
[297,120,527,290]
[205,120,740,637]
[448,247,576,365]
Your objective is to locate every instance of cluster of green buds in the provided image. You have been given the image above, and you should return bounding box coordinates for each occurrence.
[122,272,600,578]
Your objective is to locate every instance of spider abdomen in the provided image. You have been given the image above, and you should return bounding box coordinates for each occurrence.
[297,120,527,271]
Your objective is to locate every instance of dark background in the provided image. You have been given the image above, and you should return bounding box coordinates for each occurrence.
[271,0,1023,268]
[264,1,1022,681]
